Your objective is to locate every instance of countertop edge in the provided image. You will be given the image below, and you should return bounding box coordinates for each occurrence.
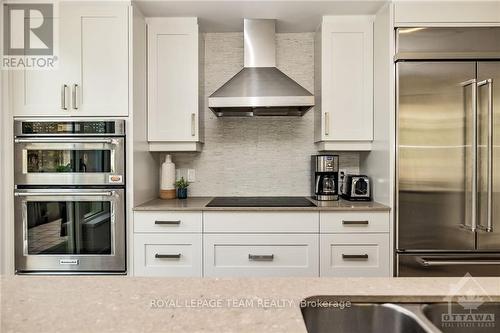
[133,207,392,212]
[133,197,391,212]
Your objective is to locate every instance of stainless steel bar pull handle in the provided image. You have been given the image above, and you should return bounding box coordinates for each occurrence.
[154,220,181,225]
[417,257,500,267]
[61,84,68,110]
[342,254,369,260]
[478,78,494,232]
[72,84,79,110]
[248,254,274,261]
[15,191,113,197]
[472,79,478,232]
[155,254,181,259]
[462,79,478,232]
[342,220,369,225]
[14,138,116,144]
[324,112,330,136]
[191,113,196,136]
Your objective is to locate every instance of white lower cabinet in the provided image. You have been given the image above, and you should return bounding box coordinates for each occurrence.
[320,212,390,233]
[132,210,390,277]
[134,233,202,277]
[203,211,319,233]
[133,211,202,276]
[320,233,390,277]
[203,234,319,277]
[134,211,202,233]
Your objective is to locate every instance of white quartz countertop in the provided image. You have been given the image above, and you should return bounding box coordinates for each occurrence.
[2,276,500,333]
[133,197,390,211]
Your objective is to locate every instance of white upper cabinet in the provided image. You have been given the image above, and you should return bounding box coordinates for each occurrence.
[147,18,203,152]
[394,1,500,26]
[10,12,68,116]
[11,2,129,117]
[64,3,129,116]
[315,16,374,151]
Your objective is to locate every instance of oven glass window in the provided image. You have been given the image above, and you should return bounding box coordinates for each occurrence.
[27,150,111,173]
[26,201,112,255]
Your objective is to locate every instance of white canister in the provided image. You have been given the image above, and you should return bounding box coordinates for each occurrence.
[160,154,176,199]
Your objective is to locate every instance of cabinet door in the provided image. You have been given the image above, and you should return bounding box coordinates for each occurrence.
[204,234,319,277]
[320,233,390,277]
[147,18,199,142]
[134,211,202,233]
[64,3,129,116]
[203,211,319,233]
[11,8,71,116]
[320,212,389,233]
[322,17,373,141]
[134,234,202,277]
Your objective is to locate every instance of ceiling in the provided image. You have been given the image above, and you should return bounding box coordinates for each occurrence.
[134,0,388,32]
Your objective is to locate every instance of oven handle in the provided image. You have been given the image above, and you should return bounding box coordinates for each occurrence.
[14,138,117,144]
[15,191,114,197]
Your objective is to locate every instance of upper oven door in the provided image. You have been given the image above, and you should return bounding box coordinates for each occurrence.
[14,137,125,186]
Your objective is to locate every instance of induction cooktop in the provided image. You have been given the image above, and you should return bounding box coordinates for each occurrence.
[206,197,316,207]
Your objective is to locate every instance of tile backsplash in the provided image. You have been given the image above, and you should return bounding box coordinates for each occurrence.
[170,32,359,196]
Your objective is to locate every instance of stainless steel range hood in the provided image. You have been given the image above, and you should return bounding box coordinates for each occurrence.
[208,19,314,117]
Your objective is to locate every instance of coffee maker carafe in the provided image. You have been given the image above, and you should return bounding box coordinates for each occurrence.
[312,155,339,201]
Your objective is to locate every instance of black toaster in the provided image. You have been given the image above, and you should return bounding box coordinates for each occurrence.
[340,174,371,201]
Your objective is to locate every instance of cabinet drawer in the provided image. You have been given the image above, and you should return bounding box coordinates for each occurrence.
[204,234,319,277]
[134,211,202,233]
[134,234,202,277]
[320,212,389,233]
[320,234,390,277]
[203,212,319,233]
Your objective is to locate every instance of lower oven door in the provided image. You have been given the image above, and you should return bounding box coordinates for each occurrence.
[14,137,125,186]
[397,253,500,277]
[14,188,126,273]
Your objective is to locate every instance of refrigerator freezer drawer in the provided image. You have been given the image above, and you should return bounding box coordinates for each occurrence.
[398,253,500,277]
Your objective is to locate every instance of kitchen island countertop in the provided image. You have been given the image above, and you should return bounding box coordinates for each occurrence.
[133,197,390,211]
[2,276,500,333]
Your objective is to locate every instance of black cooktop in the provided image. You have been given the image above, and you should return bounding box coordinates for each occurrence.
[206,197,316,207]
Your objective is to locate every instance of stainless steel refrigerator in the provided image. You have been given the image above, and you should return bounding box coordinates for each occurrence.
[396,27,500,276]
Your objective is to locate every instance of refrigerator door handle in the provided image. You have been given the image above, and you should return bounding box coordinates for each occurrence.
[417,257,500,266]
[478,79,494,232]
[461,79,478,232]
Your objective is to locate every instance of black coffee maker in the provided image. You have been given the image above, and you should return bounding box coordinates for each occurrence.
[312,155,339,201]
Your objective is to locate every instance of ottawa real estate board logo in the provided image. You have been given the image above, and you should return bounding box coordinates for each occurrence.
[2,2,58,70]
[441,273,496,330]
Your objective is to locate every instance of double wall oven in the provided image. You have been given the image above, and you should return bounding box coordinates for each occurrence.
[14,120,126,274]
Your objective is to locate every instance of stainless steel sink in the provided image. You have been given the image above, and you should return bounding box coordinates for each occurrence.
[422,302,500,333]
[301,302,433,333]
[300,297,500,333]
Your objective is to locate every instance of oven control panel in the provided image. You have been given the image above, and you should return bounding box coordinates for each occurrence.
[16,120,125,136]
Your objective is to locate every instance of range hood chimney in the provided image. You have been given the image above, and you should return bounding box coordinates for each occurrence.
[208,19,314,117]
